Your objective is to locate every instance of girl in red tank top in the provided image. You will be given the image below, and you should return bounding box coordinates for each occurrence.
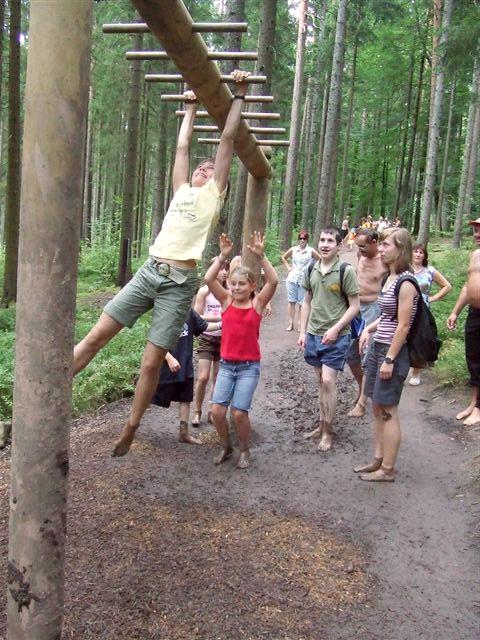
[204,232,278,469]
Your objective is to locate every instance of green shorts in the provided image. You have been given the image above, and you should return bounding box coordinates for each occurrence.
[104,258,198,350]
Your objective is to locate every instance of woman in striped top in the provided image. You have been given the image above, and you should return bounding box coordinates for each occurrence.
[354,227,418,482]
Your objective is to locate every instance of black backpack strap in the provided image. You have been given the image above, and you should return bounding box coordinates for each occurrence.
[392,274,421,319]
[339,262,350,308]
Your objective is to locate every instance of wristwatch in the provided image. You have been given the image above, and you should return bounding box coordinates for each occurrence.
[384,356,395,365]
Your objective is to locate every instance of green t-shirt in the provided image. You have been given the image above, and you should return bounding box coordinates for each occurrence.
[302,258,359,336]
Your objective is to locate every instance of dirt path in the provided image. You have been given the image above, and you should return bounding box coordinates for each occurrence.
[0,260,478,639]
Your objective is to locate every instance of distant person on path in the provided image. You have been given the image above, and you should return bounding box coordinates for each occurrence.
[299,227,360,452]
[340,218,350,244]
[281,231,320,331]
[191,259,230,428]
[151,310,221,445]
[73,70,251,457]
[447,219,480,426]
[205,232,278,469]
[408,243,452,386]
[354,227,419,482]
[346,228,388,417]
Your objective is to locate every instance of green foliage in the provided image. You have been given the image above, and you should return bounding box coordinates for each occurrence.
[264,226,282,266]
[77,241,119,295]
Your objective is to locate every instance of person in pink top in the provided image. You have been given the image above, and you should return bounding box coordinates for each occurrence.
[192,259,230,427]
[204,232,278,469]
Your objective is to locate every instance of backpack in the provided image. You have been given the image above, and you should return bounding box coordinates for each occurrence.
[306,260,365,339]
[391,274,442,367]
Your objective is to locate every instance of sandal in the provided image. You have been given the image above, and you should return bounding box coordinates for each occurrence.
[191,411,201,428]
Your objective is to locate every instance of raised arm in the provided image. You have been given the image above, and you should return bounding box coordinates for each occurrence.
[213,70,251,193]
[246,232,278,313]
[204,234,233,309]
[172,90,198,194]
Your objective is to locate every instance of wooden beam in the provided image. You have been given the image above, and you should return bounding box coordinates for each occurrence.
[103,22,248,34]
[145,73,266,84]
[130,0,271,178]
[127,50,258,60]
[194,125,286,134]
[176,110,280,120]
[161,93,273,103]
[198,138,289,146]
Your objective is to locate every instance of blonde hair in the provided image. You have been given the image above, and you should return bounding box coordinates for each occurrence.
[230,265,257,298]
[380,227,413,274]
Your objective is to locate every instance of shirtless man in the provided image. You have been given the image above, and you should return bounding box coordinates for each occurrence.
[346,228,387,417]
[447,218,480,426]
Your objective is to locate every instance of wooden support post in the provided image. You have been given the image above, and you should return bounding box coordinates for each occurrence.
[131,0,271,179]
[161,94,274,103]
[103,21,248,33]
[242,175,270,274]
[127,50,258,60]
[7,1,92,638]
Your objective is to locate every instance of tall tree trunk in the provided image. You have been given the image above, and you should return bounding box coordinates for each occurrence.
[280,0,308,250]
[393,51,415,218]
[436,79,455,230]
[82,85,94,244]
[7,3,92,637]
[301,0,328,231]
[1,0,21,307]
[117,32,143,287]
[314,0,347,239]
[413,124,429,235]
[151,99,168,241]
[338,31,359,217]
[417,0,453,244]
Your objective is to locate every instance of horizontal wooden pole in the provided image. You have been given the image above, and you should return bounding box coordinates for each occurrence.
[198,138,289,146]
[161,93,273,103]
[103,22,248,34]
[193,125,286,134]
[176,110,280,120]
[146,73,266,84]
[127,50,258,60]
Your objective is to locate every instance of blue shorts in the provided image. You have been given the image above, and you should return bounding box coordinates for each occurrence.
[210,359,261,412]
[364,341,410,406]
[304,333,351,371]
[286,281,306,305]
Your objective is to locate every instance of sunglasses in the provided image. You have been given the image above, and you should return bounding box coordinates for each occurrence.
[299,236,308,240]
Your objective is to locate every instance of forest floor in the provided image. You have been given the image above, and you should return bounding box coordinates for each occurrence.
[0,249,479,639]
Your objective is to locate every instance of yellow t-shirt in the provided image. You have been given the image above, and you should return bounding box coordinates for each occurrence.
[149,179,226,262]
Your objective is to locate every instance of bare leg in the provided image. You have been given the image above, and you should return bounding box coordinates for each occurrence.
[359,404,398,481]
[295,303,302,331]
[211,403,232,464]
[456,387,478,420]
[208,360,220,423]
[74,312,124,375]
[286,302,295,330]
[232,407,251,468]
[178,402,201,444]
[353,403,384,472]
[192,358,211,425]
[317,365,338,451]
[347,360,366,417]
[112,341,167,456]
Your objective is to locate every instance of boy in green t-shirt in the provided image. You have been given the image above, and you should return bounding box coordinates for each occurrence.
[298,227,360,452]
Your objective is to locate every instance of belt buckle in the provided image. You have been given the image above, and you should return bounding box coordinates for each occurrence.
[156,262,170,277]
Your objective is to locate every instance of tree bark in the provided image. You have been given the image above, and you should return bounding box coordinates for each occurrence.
[436,79,455,230]
[117,31,143,286]
[313,0,347,240]
[393,51,415,219]
[151,98,168,241]
[417,0,453,244]
[1,0,21,306]
[7,2,92,638]
[280,0,308,250]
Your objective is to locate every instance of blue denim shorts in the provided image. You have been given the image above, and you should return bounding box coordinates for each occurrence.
[304,333,351,371]
[210,359,261,412]
[286,281,306,305]
[364,341,410,406]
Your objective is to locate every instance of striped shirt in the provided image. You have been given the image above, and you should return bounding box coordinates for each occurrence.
[375,272,419,345]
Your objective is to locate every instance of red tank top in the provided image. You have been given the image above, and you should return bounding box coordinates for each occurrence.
[221,303,262,361]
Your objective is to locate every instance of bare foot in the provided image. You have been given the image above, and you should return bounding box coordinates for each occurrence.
[112,422,138,457]
[178,431,202,445]
[353,457,383,473]
[214,445,233,465]
[464,407,480,426]
[303,427,322,440]
[456,405,474,420]
[286,323,294,332]
[318,433,333,451]
[191,411,202,428]
[236,450,250,469]
[359,467,395,482]
[347,402,365,418]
